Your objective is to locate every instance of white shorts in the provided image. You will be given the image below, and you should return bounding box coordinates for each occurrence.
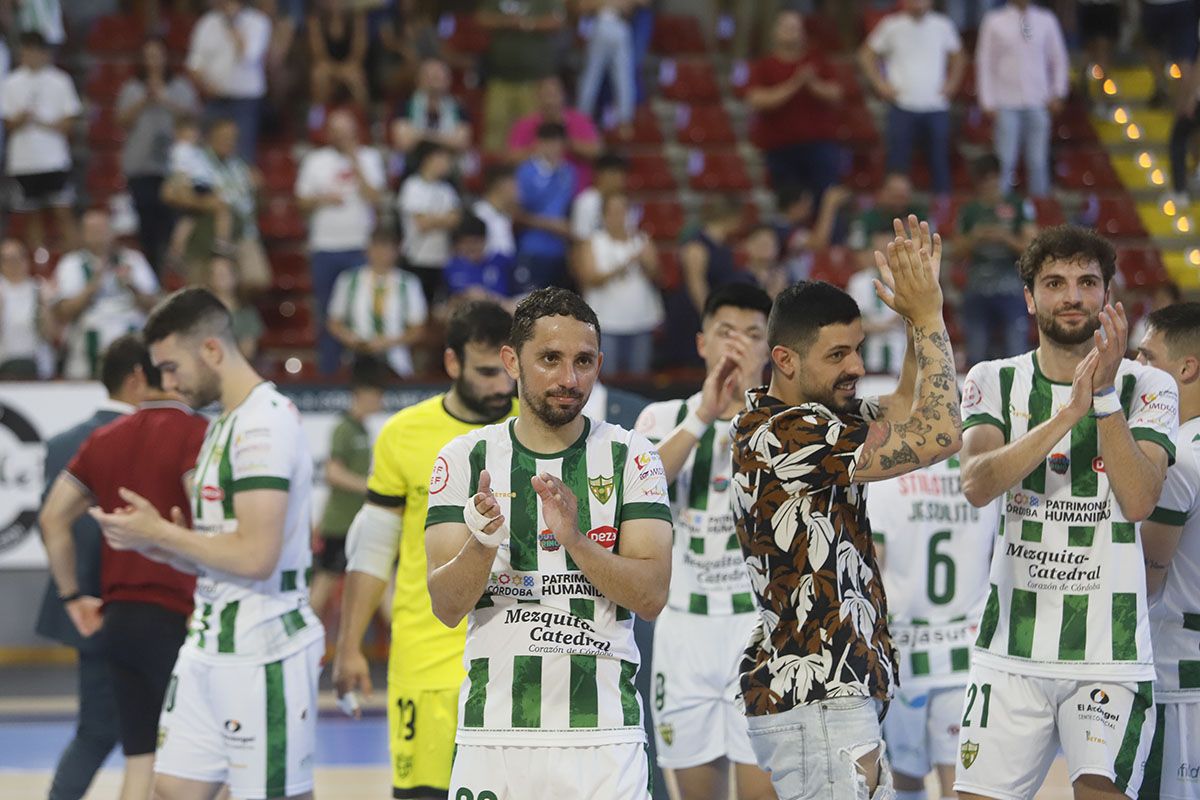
[155,638,323,799]
[650,607,757,769]
[883,684,965,778]
[449,743,650,800]
[953,662,1156,800]
[1142,701,1200,800]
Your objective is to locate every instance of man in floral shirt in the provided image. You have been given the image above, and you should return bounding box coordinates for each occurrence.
[731,217,962,799]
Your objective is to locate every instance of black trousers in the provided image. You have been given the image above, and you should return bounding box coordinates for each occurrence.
[48,650,120,800]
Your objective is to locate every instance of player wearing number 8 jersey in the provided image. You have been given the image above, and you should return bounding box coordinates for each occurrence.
[956,227,1178,800]
[425,289,673,800]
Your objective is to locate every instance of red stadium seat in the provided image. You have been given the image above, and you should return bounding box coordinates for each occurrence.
[86,15,145,55]
[438,13,491,56]
[659,60,721,104]
[651,15,708,56]
[258,297,315,349]
[687,150,752,192]
[1055,149,1121,191]
[1032,196,1067,227]
[1095,194,1147,237]
[85,62,136,104]
[260,150,298,195]
[809,246,858,288]
[259,198,306,241]
[162,12,198,54]
[627,153,677,192]
[269,249,312,292]
[606,106,663,146]
[1054,103,1099,145]
[675,104,736,146]
[1116,244,1168,287]
[834,105,879,146]
[88,106,126,148]
[636,200,686,241]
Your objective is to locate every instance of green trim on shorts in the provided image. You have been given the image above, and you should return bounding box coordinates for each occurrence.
[1113,681,1154,792]
[1140,703,1167,800]
[265,660,287,798]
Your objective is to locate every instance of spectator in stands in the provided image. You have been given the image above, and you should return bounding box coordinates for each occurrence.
[472,164,518,262]
[1076,0,1122,105]
[478,0,566,153]
[958,153,1038,365]
[571,151,627,242]
[203,253,264,362]
[186,0,272,163]
[162,117,270,291]
[117,38,201,274]
[514,121,577,292]
[976,0,1069,198]
[445,213,516,305]
[742,223,790,299]
[508,75,601,191]
[574,192,661,375]
[575,0,637,137]
[296,108,387,374]
[370,0,445,99]
[746,10,844,201]
[52,209,161,381]
[398,141,462,305]
[859,0,965,200]
[327,229,429,377]
[390,57,471,159]
[680,196,745,317]
[773,182,853,273]
[846,260,907,374]
[163,115,214,275]
[1141,0,1199,106]
[308,0,369,113]
[16,0,64,48]
[723,0,782,60]
[1,31,81,254]
[0,237,53,378]
[847,172,925,250]
[1168,47,1200,207]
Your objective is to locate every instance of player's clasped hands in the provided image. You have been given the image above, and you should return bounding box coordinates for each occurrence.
[466,470,509,548]
[90,487,166,551]
[531,472,580,546]
[873,214,944,324]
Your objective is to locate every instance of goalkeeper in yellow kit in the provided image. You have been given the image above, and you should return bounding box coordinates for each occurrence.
[332,301,516,799]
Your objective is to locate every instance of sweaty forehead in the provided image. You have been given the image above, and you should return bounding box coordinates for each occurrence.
[813,320,864,354]
[527,316,600,353]
[1038,257,1103,282]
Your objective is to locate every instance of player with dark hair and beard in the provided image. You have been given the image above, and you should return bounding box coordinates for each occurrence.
[332,300,517,800]
[955,225,1178,800]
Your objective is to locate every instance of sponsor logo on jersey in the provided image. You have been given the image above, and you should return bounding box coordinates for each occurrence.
[1049,453,1070,475]
[1090,688,1110,705]
[429,456,450,494]
[658,723,675,746]
[588,474,614,504]
[634,453,654,470]
[201,485,224,502]
[962,379,982,411]
[1010,492,1040,508]
[1180,763,1200,782]
[538,529,560,551]
[587,525,618,549]
[1141,393,1159,406]
[711,476,730,492]
[224,719,242,733]
[1093,456,1105,473]
[1086,730,1106,745]
[961,740,979,769]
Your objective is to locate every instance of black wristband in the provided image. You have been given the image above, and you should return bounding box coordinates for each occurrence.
[59,591,83,604]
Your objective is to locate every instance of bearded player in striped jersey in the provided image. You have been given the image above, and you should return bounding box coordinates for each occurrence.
[1135,302,1200,800]
[425,288,673,800]
[867,456,1000,800]
[634,283,776,800]
[956,226,1178,800]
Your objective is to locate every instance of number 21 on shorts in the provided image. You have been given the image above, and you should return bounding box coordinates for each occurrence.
[961,682,992,728]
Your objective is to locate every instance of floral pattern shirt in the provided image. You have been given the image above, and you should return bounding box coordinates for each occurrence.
[731,386,898,716]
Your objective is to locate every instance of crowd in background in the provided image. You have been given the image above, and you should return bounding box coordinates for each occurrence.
[0,0,1195,383]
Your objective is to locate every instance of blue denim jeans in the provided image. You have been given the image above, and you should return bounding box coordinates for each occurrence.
[764,141,844,201]
[311,248,366,375]
[994,106,1052,197]
[745,696,895,800]
[963,289,1030,366]
[601,331,654,376]
[578,11,635,126]
[886,106,952,195]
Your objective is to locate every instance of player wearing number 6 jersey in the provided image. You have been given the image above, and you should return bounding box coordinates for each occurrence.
[425,288,673,800]
[635,283,776,800]
[1135,303,1200,800]
[956,227,1178,800]
[867,456,1000,800]
[92,288,323,800]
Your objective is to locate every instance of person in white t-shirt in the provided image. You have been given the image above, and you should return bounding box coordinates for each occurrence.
[472,164,518,261]
[859,0,965,199]
[1,32,81,252]
[398,142,461,305]
[296,109,386,375]
[569,152,628,242]
[573,192,662,376]
[0,237,53,378]
[847,248,908,375]
[186,0,272,162]
[52,209,161,381]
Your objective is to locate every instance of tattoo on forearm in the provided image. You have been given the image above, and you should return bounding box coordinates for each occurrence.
[879,441,920,470]
[1145,558,1168,571]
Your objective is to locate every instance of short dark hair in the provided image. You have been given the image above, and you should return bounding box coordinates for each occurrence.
[19,31,47,50]
[349,356,391,390]
[446,300,513,361]
[483,164,515,193]
[100,334,161,394]
[510,288,600,353]
[144,288,236,346]
[1017,225,1117,289]
[535,121,567,141]
[972,154,1002,180]
[453,213,488,243]
[767,281,861,353]
[1147,301,1200,359]
[703,282,773,324]
[595,152,628,173]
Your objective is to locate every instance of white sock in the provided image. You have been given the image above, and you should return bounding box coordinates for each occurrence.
[894,790,927,800]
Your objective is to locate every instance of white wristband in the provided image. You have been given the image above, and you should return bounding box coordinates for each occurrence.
[1092,387,1122,418]
[464,494,509,547]
[680,409,711,440]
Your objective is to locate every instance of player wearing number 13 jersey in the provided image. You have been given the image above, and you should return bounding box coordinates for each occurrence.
[425,289,673,800]
[955,228,1178,800]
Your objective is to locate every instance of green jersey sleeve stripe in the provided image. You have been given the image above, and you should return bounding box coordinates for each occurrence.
[1131,428,1177,466]
[1148,506,1188,525]
[365,489,404,508]
[962,413,1005,432]
[231,476,290,494]
[621,502,672,523]
[425,505,465,527]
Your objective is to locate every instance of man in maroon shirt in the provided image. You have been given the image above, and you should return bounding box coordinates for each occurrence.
[40,336,208,800]
[745,10,845,202]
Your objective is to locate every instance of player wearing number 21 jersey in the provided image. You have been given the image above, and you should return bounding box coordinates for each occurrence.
[868,456,1000,800]
[955,228,1177,800]
[425,289,673,800]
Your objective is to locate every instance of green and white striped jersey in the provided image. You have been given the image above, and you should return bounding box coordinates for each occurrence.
[635,395,754,615]
[425,417,672,746]
[868,456,1001,691]
[961,352,1178,681]
[1148,416,1200,700]
[188,382,323,664]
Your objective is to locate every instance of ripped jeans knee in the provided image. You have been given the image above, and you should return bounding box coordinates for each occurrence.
[843,740,895,800]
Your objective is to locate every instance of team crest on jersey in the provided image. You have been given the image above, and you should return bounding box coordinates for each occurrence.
[1092,456,1105,473]
[658,723,674,746]
[711,476,730,492]
[538,529,560,551]
[589,474,614,504]
[960,740,979,769]
[201,485,224,502]
[1048,452,1070,475]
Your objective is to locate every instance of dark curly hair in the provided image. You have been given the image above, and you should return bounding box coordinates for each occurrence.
[1017,225,1116,289]
[510,288,601,353]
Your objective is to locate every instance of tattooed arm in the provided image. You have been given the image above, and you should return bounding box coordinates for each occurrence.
[1141,519,1184,595]
[875,323,915,424]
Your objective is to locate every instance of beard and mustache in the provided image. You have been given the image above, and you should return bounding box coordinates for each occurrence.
[1035,302,1102,346]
